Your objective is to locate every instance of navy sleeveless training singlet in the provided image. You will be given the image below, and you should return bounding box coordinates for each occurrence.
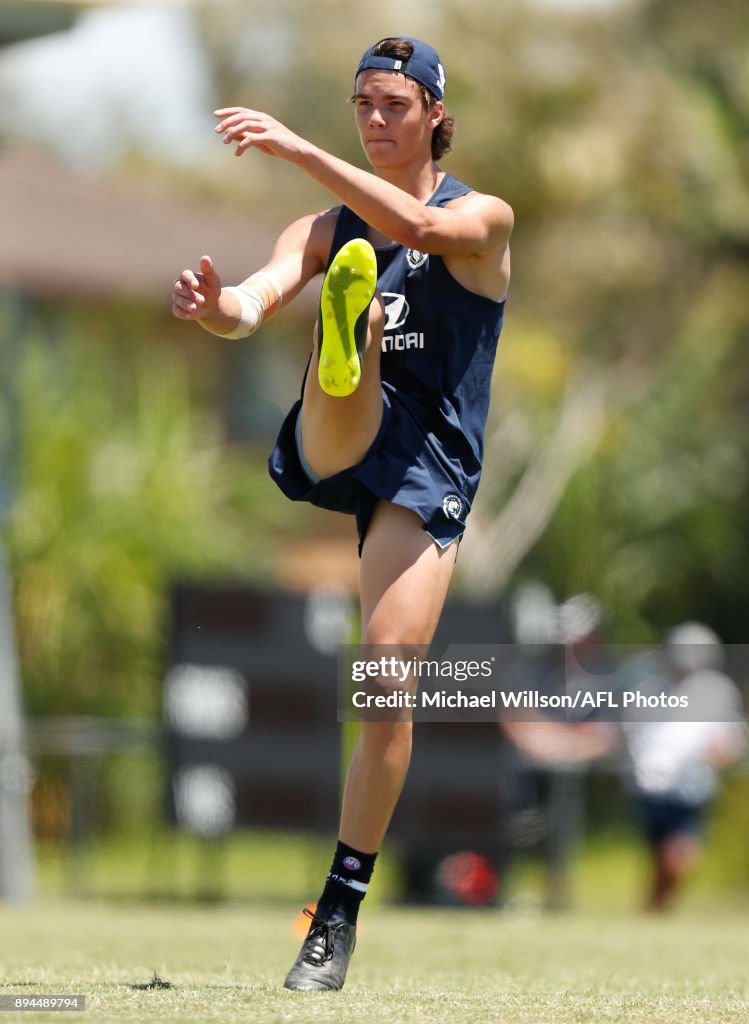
[268,173,506,552]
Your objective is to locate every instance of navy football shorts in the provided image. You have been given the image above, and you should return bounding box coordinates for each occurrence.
[268,390,466,555]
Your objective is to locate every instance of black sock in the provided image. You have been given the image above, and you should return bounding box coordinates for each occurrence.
[315,840,378,926]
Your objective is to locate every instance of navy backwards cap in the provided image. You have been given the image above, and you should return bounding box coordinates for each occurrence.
[355,37,446,100]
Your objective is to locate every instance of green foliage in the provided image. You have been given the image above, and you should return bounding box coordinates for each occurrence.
[528,327,749,639]
[4,307,289,720]
[701,773,749,889]
[436,0,749,630]
[7,0,749,710]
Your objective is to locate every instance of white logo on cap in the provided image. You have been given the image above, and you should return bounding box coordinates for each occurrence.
[436,63,446,94]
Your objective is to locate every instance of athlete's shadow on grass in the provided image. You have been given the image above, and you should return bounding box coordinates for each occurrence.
[127,979,277,992]
[129,973,173,990]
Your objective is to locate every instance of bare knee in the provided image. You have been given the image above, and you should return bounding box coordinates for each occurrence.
[358,720,413,754]
[368,292,385,339]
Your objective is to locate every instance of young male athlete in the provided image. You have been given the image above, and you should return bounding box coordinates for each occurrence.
[171,36,513,990]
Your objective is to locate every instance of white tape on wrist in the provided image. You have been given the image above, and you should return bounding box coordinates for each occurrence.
[201,271,283,340]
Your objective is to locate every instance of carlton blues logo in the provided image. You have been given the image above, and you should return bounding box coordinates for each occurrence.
[442,494,464,521]
[406,248,428,270]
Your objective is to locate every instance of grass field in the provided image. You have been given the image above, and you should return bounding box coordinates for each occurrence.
[1,901,748,1024]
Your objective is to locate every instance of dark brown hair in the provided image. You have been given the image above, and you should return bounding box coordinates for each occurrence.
[354,37,455,160]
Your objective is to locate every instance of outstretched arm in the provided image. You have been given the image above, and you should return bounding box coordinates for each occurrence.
[214,108,513,259]
[171,210,333,336]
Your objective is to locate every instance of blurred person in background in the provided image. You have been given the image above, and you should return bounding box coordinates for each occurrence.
[502,593,615,765]
[500,592,616,909]
[622,623,747,912]
[171,36,512,990]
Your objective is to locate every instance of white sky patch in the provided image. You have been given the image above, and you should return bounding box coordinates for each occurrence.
[0,4,215,168]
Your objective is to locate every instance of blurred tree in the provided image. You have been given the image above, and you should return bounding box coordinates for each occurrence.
[15,0,745,643]
[4,304,293,719]
[440,0,749,637]
[194,2,748,634]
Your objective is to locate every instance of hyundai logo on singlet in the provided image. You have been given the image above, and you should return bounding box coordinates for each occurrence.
[382,292,409,330]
